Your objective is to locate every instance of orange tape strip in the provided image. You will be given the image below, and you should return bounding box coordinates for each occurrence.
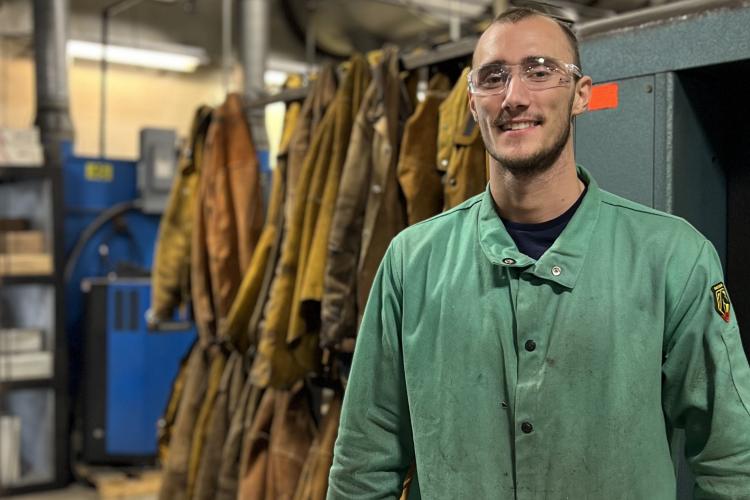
[588,83,619,111]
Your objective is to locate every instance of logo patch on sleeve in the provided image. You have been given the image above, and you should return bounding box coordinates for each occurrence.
[711,282,731,323]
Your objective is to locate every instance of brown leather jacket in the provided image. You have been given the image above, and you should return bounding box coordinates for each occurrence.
[191,93,265,345]
[222,85,304,353]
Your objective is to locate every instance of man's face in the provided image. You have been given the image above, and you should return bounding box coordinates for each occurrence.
[469,16,591,176]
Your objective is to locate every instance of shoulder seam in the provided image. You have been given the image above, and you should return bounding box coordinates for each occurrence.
[598,193,708,242]
[600,197,686,223]
[408,195,483,229]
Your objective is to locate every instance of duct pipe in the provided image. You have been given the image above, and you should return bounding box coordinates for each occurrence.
[576,0,747,38]
[240,0,270,151]
[222,0,232,94]
[306,1,317,72]
[32,0,74,158]
[240,0,271,210]
[449,0,461,41]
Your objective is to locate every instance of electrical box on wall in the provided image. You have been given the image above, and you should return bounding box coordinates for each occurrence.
[138,128,177,214]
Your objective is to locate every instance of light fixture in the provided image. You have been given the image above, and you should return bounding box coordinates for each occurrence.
[264,58,313,88]
[264,69,289,88]
[67,40,208,73]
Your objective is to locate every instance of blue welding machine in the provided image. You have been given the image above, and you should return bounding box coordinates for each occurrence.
[81,277,195,464]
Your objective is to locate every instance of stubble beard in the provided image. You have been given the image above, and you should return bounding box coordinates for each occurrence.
[488,118,572,178]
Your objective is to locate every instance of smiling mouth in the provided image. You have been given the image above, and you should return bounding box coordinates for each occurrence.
[499,121,542,131]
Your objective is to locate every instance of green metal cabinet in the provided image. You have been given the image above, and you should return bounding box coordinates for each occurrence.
[574,5,750,498]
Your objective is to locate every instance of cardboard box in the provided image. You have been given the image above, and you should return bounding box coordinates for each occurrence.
[0,329,44,353]
[0,128,43,167]
[0,416,21,485]
[0,231,45,254]
[0,253,53,275]
[0,351,53,380]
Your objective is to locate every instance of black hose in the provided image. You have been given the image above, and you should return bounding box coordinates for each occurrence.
[63,199,140,282]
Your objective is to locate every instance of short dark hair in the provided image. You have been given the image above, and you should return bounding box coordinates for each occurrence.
[490,7,581,70]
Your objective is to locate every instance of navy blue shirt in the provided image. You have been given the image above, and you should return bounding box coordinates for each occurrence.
[502,187,587,260]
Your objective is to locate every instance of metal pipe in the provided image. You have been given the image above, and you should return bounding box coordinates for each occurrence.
[98,0,179,157]
[99,8,110,157]
[449,0,462,41]
[222,0,232,94]
[305,1,317,73]
[99,0,148,158]
[240,0,270,153]
[576,0,747,38]
[241,0,269,102]
[32,0,74,156]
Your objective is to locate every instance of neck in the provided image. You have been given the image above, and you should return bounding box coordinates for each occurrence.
[489,142,584,224]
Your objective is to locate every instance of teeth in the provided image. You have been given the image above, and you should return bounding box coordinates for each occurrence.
[502,121,537,131]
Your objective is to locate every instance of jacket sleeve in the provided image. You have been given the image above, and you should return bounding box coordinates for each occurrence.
[320,93,375,350]
[662,239,750,499]
[327,240,413,499]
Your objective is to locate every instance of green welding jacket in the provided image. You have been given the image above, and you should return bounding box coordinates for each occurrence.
[328,166,750,500]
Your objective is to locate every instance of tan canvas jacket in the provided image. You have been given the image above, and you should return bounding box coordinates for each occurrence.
[150,106,212,324]
[254,57,371,388]
[437,67,488,210]
[320,48,410,350]
[397,73,451,225]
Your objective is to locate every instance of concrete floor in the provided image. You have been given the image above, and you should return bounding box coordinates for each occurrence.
[6,483,99,499]
[5,483,157,500]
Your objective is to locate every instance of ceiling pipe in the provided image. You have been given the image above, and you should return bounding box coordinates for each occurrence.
[32,0,74,159]
[240,0,271,204]
[449,0,462,41]
[241,0,269,103]
[222,0,232,94]
[98,0,183,157]
[576,0,747,38]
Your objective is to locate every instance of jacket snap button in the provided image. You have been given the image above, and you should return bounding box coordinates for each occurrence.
[524,340,536,352]
[551,266,562,276]
[521,422,534,434]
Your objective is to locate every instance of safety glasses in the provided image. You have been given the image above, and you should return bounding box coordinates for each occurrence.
[468,56,582,96]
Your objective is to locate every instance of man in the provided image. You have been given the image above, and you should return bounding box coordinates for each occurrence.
[328,8,750,499]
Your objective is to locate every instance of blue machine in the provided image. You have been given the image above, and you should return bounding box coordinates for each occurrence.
[59,133,189,464]
[62,147,161,394]
[81,278,195,462]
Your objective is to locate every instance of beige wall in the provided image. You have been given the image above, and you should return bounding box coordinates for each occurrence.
[70,60,225,159]
[1,51,285,164]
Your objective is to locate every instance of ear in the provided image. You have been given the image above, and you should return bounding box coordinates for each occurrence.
[572,75,592,117]
[468,89,478,121]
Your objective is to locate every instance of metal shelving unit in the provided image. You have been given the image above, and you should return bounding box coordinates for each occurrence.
[0,159,69,495]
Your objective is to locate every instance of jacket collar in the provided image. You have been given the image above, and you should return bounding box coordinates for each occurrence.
[477,165,601,289]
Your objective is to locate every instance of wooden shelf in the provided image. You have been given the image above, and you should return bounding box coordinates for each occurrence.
[0,274,55,285]
[0,478,64,497]
[0,165,54,182]
[0,377,53,391]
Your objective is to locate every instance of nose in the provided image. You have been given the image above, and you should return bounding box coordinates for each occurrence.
[501,74,531,113]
